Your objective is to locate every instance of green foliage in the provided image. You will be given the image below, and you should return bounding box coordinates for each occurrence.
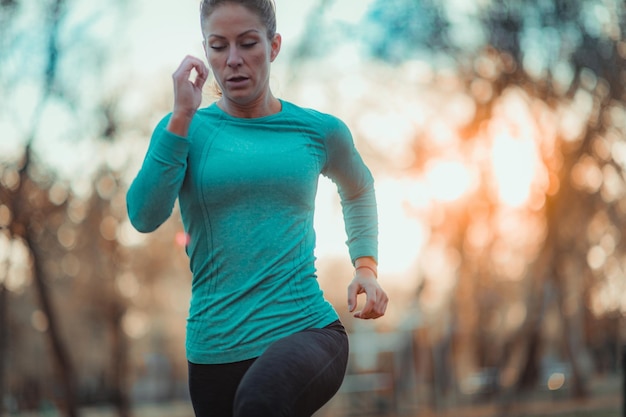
[363,0,450,63]
[360,0,625,97]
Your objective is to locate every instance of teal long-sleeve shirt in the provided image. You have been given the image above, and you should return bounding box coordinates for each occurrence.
[127,100,378,364]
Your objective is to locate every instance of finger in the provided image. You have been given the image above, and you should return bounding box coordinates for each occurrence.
[191,61,209,86]
[194,63,209,89]
[372,296,388,318]
[174,56,205,80]
[354,287,377,319]
[347,282,359,312]
[173,57,194,78]
[374,292,388,316]
[358,288,388,319]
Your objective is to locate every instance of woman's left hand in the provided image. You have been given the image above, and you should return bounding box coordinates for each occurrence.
[347,271,388,320]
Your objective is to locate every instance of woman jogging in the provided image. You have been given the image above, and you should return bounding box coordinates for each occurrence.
[126,0,388,415]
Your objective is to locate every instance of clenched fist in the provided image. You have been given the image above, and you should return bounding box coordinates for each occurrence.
[167,55,209,136]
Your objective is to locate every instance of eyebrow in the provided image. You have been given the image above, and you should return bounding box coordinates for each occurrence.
[208,29,261,39]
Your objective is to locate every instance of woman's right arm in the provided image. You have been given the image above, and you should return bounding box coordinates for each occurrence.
[126,56,209,233]
[126,118,190,232]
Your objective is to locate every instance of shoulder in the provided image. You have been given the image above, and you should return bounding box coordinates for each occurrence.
[195,102,222,119]
[281,100,351,137]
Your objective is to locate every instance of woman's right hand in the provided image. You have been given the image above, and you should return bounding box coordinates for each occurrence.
[167,55,209,136]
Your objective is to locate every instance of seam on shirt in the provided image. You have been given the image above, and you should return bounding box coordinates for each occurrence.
[198,117,224,298]
[284,111,328,176]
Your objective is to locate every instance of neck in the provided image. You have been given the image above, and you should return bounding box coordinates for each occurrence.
[218,93,281,118]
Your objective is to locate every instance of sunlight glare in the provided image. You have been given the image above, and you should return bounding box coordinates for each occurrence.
[314,177,425,278]
[425,160,473,202]
[4,239,31,293]
[376,178,426,276]
[571,155,603,193]
[419,244,460,313]
[122,309,151,339]
[357,110,416,168]
[491,132,536,207]
[118,219,147,247]
[560,90,593,142]
[587,245,607,270]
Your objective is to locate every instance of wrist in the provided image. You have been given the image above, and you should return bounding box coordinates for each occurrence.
[354,264,377,279]
[167,111,194,137]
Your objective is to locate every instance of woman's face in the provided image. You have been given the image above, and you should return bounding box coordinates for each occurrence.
[202,3,281,107]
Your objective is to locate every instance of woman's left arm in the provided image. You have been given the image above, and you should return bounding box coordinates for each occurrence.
[322,117,388,319]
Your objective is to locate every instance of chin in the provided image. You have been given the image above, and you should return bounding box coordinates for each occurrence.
[226,93,257,105]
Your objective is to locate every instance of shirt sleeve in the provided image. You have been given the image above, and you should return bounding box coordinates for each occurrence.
[126,114,190,233]
[321,116,379,265]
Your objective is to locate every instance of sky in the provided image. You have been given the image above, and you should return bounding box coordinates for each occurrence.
[125,0,374,79]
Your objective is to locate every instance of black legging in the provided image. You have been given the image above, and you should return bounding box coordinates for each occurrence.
[188,320,349,417]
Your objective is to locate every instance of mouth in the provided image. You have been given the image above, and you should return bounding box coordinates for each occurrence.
[226,75,250,84]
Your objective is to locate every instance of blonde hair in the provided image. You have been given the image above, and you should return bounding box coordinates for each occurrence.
[200,0,277,40]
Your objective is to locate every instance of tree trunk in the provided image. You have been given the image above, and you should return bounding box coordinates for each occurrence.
[89,191,131,417]
[26,237,80,417]
[511,248,554,395]
[516,327,542,390]
[0,283,7,417]
[110,302,130,417]
[555,260,590,398]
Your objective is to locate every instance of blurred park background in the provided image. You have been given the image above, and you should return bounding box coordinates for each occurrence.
[1,0,626,416]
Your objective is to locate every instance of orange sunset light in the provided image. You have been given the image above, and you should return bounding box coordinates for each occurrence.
[491,131,538,208]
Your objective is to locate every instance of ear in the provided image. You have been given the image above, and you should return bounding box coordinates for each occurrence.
[269,33,282,62]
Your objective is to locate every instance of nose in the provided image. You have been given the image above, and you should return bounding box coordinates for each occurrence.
[227,46,243,68]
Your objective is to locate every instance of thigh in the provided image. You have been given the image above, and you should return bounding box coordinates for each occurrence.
[188,358,255,417]
[234,321,349,417]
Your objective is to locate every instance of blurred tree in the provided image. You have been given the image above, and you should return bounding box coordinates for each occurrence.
[0,0,132,415]
[289,0,626,408]
[0,271,6,415]
[75,169,131,416]
[363,0,626,403]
